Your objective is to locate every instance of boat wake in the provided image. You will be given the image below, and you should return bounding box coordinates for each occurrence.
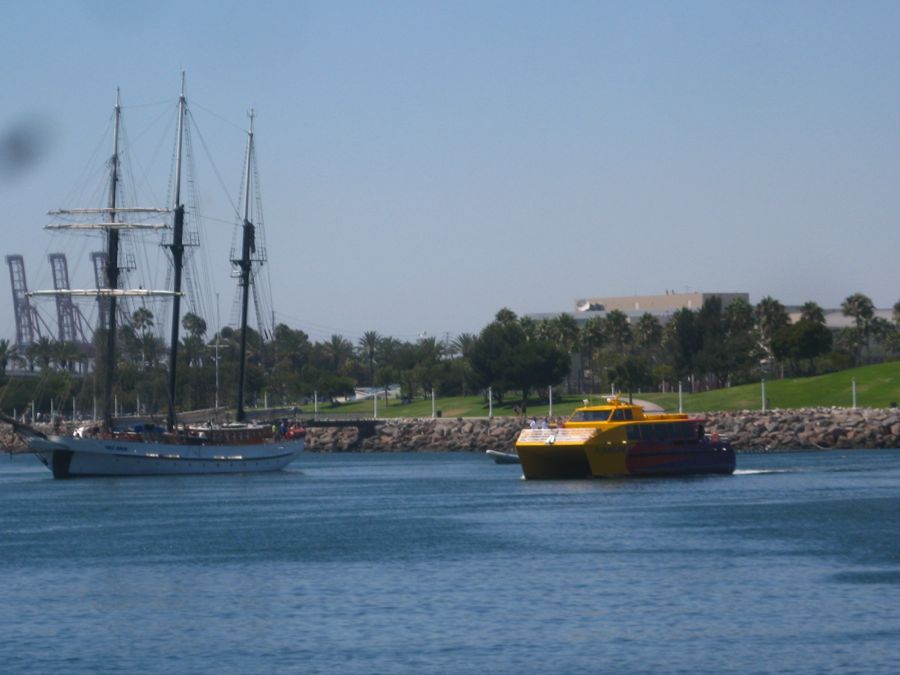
[733,468,792,475]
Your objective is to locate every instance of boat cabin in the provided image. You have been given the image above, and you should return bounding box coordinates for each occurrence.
[563,396,699,434]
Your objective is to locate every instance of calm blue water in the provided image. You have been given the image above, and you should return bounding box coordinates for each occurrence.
[1,449,899,673]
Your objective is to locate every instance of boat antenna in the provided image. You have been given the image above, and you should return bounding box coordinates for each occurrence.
[234,108,255,423]
[102,88,122,432]
[165,72,187,431]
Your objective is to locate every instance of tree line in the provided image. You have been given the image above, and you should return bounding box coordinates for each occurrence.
[1,293,898,416]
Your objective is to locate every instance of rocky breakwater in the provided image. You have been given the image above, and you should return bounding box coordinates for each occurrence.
[3,408,899,454]
[706,407,900,452]
[305,408,900,453]
[305,417,524,453]
[1,425,22,452]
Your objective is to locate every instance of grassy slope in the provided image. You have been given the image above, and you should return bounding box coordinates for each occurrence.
[304,361,900,418]
[640,361,900,411]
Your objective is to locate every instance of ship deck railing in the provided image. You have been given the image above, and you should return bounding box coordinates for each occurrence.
[517,428,595,444]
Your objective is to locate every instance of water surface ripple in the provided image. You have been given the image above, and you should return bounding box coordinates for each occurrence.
[1,450,899,673]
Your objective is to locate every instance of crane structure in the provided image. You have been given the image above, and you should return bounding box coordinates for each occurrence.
[48,253,91,346]
[5,254,48,350]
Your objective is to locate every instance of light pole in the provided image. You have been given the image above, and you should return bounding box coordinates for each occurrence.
[214,292,220,414]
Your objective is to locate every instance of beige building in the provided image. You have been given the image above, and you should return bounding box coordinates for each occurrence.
[575,292,750,314]
[786,307,895,330]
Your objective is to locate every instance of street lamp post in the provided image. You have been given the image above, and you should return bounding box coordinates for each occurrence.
[214,292,220,414]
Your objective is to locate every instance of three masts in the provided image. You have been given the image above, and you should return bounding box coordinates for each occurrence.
[17,78,304,478]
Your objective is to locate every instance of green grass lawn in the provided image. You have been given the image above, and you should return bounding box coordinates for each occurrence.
[303,393,584,419]
[640,361,900,412]
[303,361,900,418]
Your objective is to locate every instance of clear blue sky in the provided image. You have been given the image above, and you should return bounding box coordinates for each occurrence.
[2,0,899,345]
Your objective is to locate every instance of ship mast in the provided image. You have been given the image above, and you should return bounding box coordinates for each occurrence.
[103,89,123,432]
[234,110,255,423]
[166,74,187,431]
[33,91,177,433]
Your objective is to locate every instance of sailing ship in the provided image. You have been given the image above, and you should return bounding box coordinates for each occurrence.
[9,80,304,478]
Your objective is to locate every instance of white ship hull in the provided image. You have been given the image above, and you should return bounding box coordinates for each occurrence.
[28,435,303,478]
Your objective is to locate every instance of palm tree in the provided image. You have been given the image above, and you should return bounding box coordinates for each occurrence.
[495,307,518,325]
[800,301,826,325]
[581,316,606,393]
[8,344,27,371]
[551,313,580,393]
[582,317,605,351]
[28,336,54,371]
[722,298,758,384]
[182,312,207,339]
[552,314,580,351]
[634,313,663,351]
[52,341,82,372]
[417,336,445,361]
[357,330,380,385]
[415,336,446,395]
[451,333,476,359]
[603,310,632,349]
[326,334,355,374]
[581,317,605,393]
[132,307,154,334]
[518,316,537,341]
[755,296,789,362]
[841,293,875,363]
[535,319,555,342]
[375,335,402,368]
[0,338,9,377]
[141,334,165,369]
[724,297,756,334]
[181,334,206,367]
[272,324,310,372]
[131,307,155,370]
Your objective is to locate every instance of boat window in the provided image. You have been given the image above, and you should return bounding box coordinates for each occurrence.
[654,424,670,440]
[626,425,640,441]
[624,409,633,420]
[612,410,626,421]
[640,425,653,441]
[569,410,611,422]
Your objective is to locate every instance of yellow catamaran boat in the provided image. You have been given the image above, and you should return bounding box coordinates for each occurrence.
[515,396,735,479]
